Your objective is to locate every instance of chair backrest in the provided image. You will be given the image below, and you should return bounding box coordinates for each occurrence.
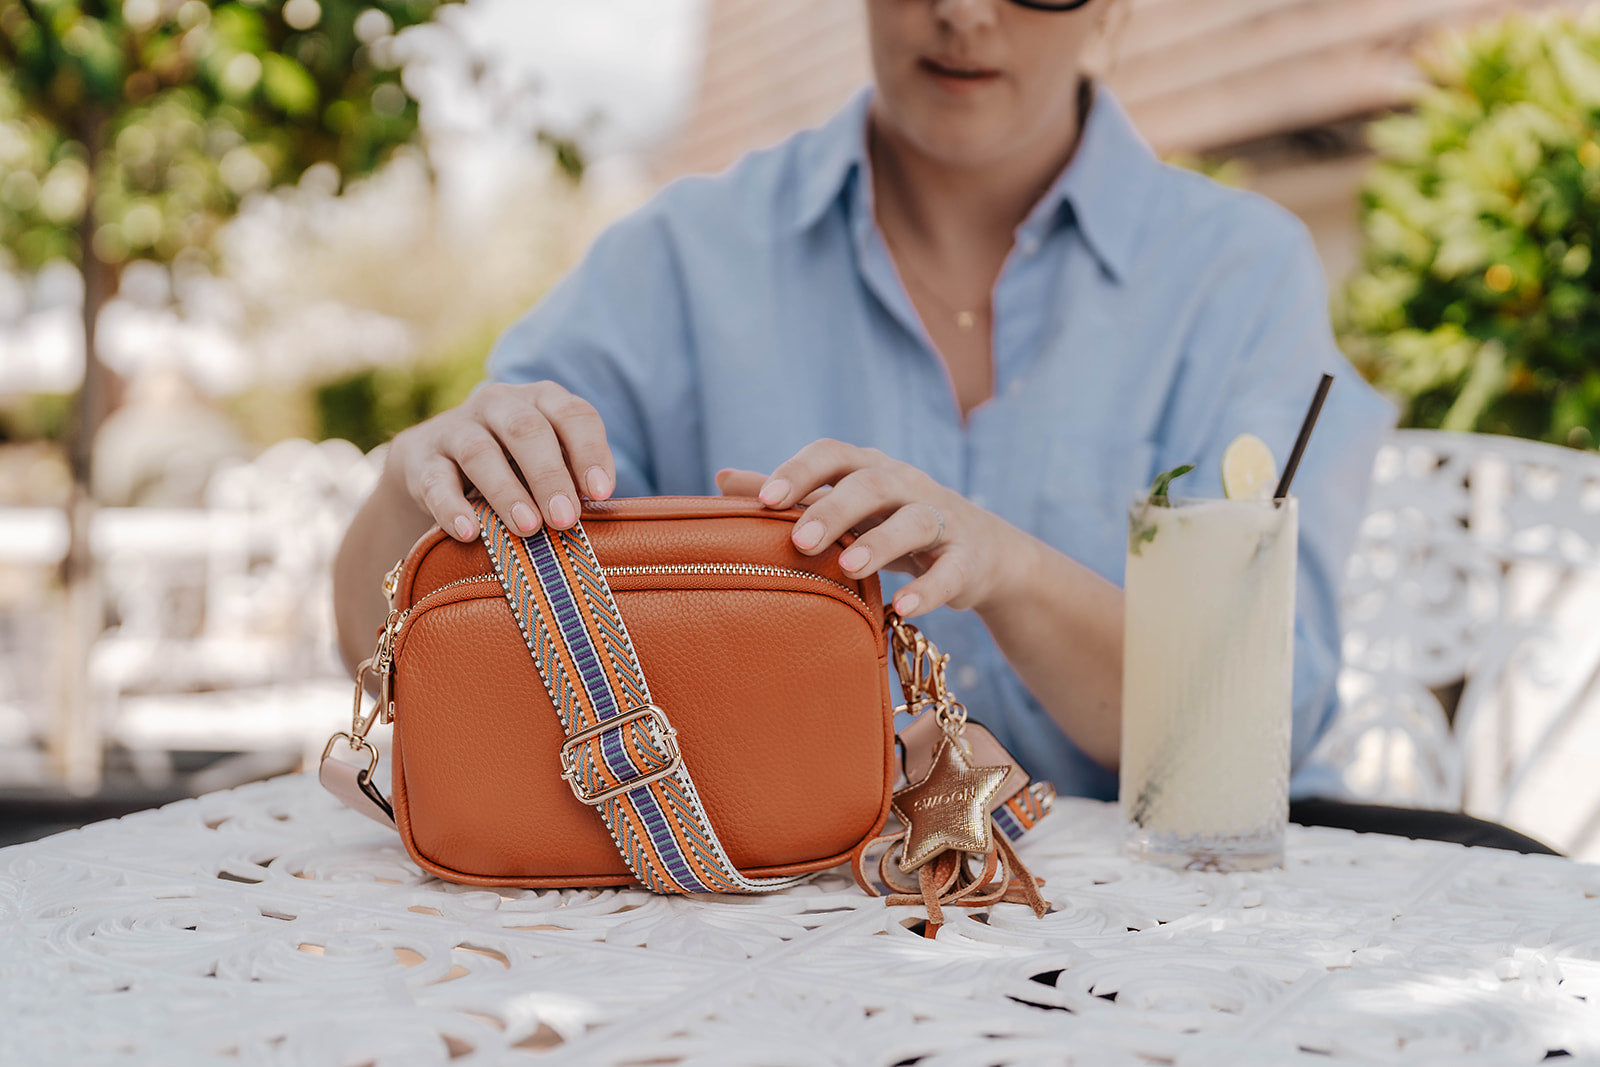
[201,437,382,674]
[1320,429,1600,857]
[90,438,382,693]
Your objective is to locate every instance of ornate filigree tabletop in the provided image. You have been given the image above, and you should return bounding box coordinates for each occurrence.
[2,771,1597,1065]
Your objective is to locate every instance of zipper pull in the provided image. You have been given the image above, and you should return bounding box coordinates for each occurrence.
[374,608,402,724]
[382,559,404,606]
[375,607,401,664]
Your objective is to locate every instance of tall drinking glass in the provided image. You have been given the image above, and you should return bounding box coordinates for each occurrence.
[1120,494,1298,871]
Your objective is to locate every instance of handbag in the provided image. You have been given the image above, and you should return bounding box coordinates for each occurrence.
[320,496,1054,932]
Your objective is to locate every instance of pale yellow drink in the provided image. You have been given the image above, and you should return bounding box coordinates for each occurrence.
[1120,494,1297,870]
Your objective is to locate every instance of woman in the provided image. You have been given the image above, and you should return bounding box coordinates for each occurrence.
[335,0,1390,808]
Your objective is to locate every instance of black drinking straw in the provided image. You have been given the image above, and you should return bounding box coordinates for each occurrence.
[1273,374,1334,502]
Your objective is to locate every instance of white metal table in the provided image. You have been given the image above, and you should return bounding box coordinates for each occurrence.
[2,772,1598,1066]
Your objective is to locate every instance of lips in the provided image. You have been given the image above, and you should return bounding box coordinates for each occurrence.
[919,57,1001,84]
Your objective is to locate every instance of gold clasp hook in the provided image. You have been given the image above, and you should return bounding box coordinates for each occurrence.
[348,608,402,740]
[886,610,968,735]
[350,658,384,739]
[323,581,405,783]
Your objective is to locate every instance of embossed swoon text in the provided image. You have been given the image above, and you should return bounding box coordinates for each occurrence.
[913,788,979,811]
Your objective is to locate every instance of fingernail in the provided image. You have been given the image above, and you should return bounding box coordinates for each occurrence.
[839,545,870,572]
[512,503,538,533]
[585,467,612,499]
[894,592,921,616]
[760,479,790,507]
[453,515,476,540]
[794,520,824,549]
[549,493,576,528]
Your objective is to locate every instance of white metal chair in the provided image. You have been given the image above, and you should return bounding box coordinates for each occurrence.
[88,438,382,787]
[1314,429,1600,859]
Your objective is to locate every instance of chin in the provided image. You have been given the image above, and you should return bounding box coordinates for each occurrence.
[894,98,1017,169]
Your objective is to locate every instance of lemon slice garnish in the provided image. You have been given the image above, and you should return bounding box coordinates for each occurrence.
[1221,433,1278,500]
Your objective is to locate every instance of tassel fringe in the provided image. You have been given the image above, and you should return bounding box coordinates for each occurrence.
[851,817,1048,939]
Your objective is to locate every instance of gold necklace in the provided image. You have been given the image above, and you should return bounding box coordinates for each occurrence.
[896,252,979,331]
[884,236,990,333]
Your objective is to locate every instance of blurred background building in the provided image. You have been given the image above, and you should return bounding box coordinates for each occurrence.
[4,0,1600,858]
[664,0,1594,280]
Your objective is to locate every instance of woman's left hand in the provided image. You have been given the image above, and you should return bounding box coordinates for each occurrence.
[714,439,1035,619]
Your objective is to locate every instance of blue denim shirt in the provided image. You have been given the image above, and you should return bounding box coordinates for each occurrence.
[487,85,1396,801]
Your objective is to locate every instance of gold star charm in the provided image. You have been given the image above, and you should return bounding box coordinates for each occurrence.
[892,734,1010,873]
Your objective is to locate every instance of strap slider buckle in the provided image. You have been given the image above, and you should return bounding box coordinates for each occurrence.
[560,703,682,805]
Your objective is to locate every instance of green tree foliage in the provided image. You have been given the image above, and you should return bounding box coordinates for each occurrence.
[0,0,463,477]
[311,326,485,452]
[1342,10,1600,448]
[0,0,450,270]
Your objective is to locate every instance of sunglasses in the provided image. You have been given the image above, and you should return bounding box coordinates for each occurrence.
[1006,0,1095,9]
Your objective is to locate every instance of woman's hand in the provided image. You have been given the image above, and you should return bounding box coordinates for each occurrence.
[385,381,617,541]
[715,439,1037,619]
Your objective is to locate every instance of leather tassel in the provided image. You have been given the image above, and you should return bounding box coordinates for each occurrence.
[850,815,1048,937]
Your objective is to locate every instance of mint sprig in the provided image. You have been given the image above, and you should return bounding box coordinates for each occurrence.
[1148,463,1195,507]
[1129,463,1195,556]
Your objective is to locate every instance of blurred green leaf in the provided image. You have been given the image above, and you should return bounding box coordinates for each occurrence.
[312,337,487,452]
[260,52,316,116]
[1341,10,1600,449]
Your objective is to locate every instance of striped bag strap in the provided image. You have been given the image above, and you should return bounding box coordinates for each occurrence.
[472,501,810,894]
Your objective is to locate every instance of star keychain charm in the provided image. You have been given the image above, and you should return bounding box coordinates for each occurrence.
[891,733,1011,872]
[850,612,1051,937]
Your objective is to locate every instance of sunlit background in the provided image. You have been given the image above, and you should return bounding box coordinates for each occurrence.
[4,0,1600,858]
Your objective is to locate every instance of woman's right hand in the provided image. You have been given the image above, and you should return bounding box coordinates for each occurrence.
[384,381,617,542]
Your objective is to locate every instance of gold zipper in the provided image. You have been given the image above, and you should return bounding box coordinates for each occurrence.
[389,563,866,631]
[383,557,486,609]
[416,573,501,600]
[599,563,866,607]
[387,573,502,648]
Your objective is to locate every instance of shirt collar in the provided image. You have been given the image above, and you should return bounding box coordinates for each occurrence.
[791,86,873,233]
[790,83,1157,282]
[1014,85,1155,282]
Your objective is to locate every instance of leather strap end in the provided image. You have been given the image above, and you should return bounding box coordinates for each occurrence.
[898,711,1029,809]
[318,746,397,829]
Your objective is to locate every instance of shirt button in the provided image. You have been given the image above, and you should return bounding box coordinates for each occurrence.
[1018,236,1041,257]
[957,664,981,690]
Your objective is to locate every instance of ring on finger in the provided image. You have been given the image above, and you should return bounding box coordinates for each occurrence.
[921,503,945,551]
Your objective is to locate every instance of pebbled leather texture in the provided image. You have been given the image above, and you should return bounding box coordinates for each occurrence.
[385,497,896,888]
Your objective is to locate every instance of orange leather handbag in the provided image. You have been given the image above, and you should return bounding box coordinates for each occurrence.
[321,497,1054,924]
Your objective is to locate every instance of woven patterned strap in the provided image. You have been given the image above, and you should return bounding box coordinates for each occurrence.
[992,780,1055,843]
[473,501,810,895]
